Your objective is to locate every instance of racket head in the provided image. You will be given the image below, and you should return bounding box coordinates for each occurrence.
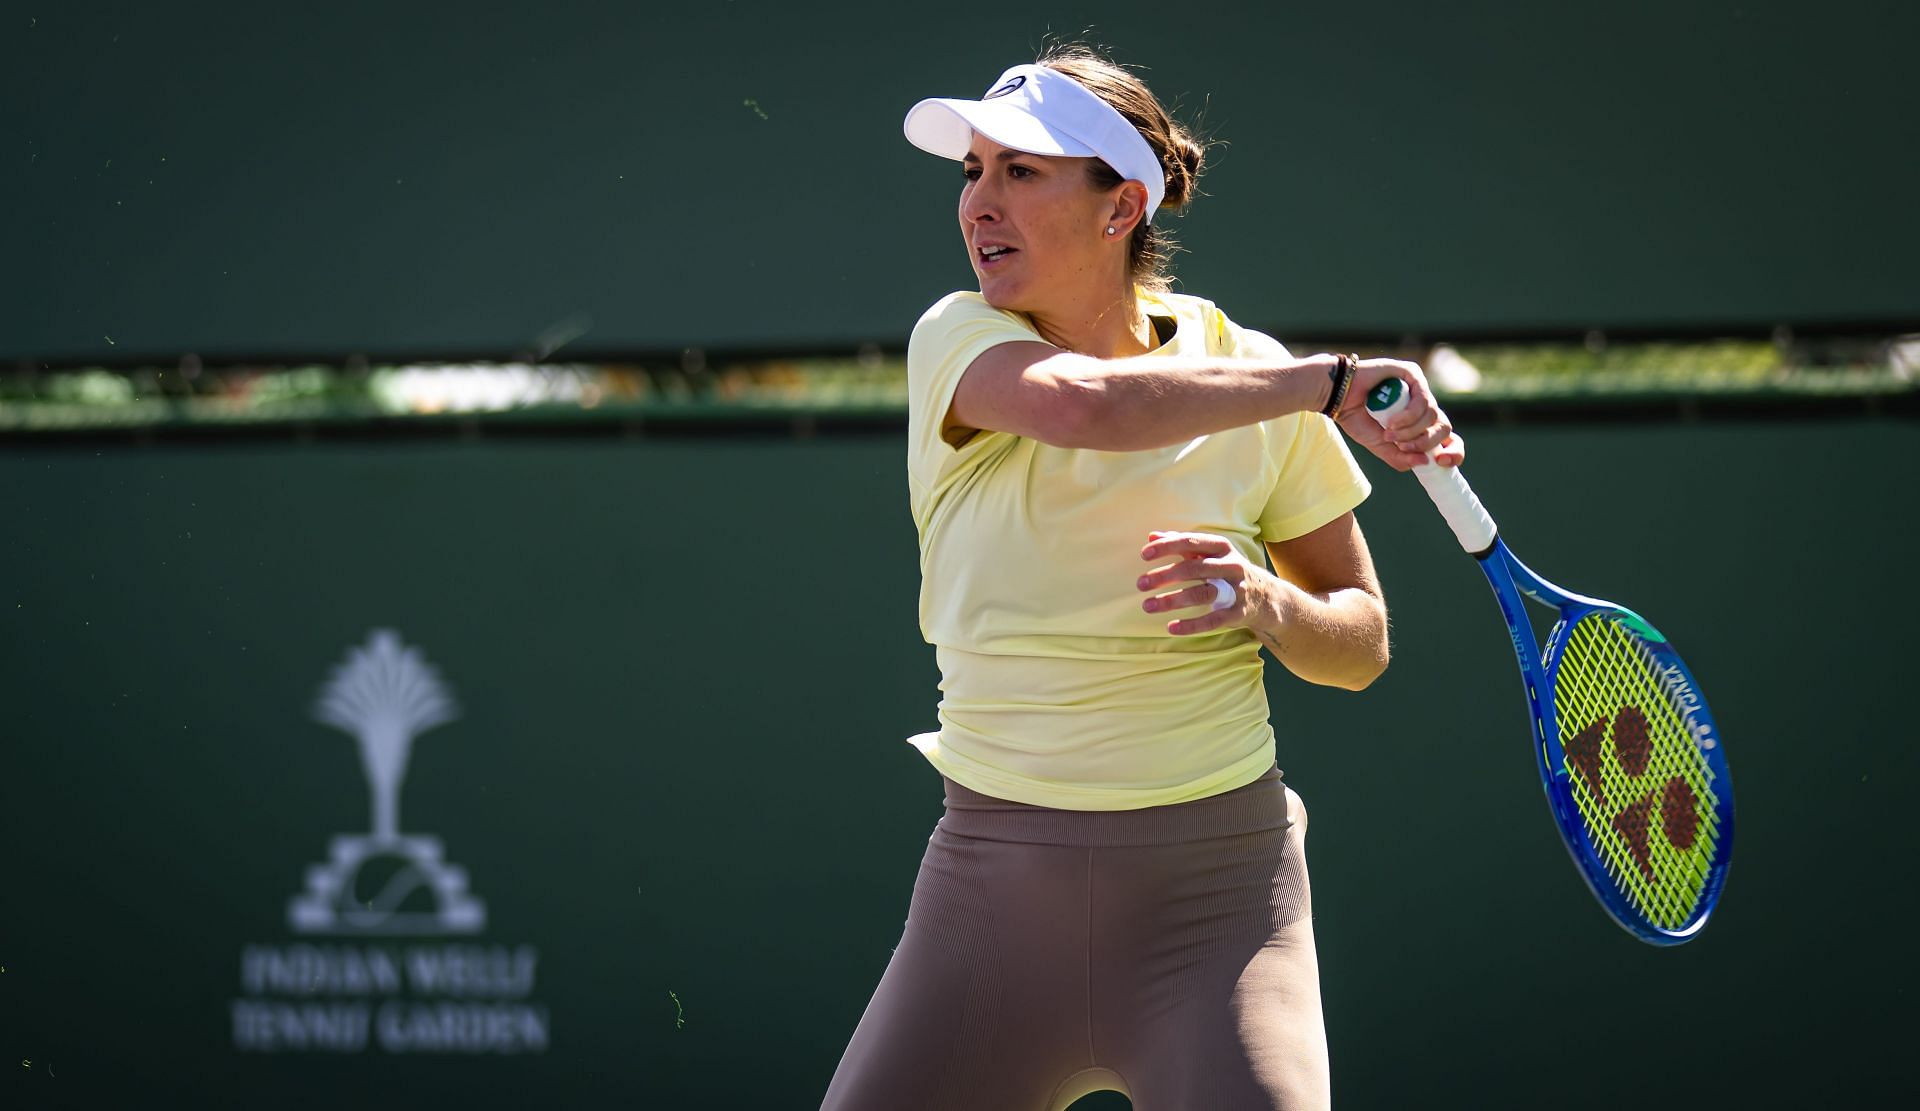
[1487,546,1735,945]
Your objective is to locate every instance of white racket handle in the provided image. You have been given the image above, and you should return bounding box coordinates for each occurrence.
[1362,378,1499,554]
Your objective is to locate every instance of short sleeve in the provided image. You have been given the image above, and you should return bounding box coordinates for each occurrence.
[906,292,1042,499]
[1212,319,1370,543]
[1258,412,1371,542]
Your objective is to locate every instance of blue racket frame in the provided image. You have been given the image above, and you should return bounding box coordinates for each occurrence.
[1477,538,1736,945]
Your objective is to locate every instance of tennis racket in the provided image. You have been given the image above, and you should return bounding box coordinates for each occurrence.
[1365,378,1734,945]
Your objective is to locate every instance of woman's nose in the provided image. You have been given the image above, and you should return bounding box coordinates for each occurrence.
[960,181,998,224]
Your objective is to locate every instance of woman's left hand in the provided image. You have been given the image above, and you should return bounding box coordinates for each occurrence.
[1136,531,1267,636]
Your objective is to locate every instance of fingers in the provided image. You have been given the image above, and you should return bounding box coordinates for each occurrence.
[1375,444,1433,473]
[1363,361,1441,434]
[1399,418,1455,456]
[1142,577,1248,635]
[1377,411,1460,468]
[1136,555,1241,593]
[1140,580,1223,615]
[1343,358,1422,421]
[1163,589,1246,636]
[1136,533,1259,633]
[1137,531,1255,635]
[1140,531,1231,561]
[1336,356,1463,470]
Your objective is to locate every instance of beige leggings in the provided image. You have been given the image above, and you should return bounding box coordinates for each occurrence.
[821,766,1329,1111]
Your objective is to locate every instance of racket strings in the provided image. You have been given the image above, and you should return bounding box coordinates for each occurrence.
[1553,614,1722,929]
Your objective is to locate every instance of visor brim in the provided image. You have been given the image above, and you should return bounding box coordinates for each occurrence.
[903,97,1101,162]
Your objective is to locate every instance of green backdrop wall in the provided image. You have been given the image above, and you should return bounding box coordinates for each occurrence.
[1,419,1912,1108]
[8,0,1918,365]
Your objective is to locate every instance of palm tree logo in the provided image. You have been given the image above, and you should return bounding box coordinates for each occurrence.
[314,628,459,843]
[287,629,485,935]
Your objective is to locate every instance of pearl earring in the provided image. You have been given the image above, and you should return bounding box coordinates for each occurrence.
[1105,226,1117,236]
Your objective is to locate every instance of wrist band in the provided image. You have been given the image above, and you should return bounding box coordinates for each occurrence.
[1321,354,1358,418]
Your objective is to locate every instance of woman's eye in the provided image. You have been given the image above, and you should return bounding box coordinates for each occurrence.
[1008,164,1034,179]
[961,167,981,181]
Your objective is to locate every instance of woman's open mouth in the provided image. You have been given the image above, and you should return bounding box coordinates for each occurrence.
[977,245,1018,269]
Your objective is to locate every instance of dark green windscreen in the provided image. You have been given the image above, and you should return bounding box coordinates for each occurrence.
[8,0,1917,365]
[0,421,1911,1107]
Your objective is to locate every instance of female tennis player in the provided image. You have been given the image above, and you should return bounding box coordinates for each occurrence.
[821,45,1463,1111]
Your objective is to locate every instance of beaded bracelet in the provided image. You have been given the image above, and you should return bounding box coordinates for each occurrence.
[1321,353,1358,417]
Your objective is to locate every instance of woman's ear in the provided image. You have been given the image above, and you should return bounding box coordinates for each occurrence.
[1106,180,1150,238]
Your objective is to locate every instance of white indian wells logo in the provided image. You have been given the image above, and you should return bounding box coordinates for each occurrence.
[231,629,549,1055]
[289,629,482,934]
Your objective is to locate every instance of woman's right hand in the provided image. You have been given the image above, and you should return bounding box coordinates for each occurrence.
[1329,357,1465,472]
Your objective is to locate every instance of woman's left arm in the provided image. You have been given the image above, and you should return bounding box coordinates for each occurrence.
[1136,513,1388,691]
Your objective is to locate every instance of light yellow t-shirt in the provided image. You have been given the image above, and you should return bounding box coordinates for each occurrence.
[905,288,1371,811]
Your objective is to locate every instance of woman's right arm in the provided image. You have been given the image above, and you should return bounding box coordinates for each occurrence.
[947,343,1462,469]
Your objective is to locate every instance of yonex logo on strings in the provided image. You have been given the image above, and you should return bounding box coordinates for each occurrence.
[1564,705,1704,883]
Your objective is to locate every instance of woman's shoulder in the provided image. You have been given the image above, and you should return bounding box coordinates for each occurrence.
[1146,288,1223,318]
[916,289,1017,324]
[1143,288,1243,353]
[910,291,1034,348]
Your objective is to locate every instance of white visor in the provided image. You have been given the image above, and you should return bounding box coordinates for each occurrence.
[903,63,1166,224]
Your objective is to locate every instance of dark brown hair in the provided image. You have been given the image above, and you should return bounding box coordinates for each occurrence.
[1036,43,1207,290]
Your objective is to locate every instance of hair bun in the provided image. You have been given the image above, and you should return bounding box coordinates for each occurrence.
[1164,129,1206,211]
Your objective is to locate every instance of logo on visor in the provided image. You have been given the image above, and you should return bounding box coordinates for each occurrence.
[983,75,1027,100]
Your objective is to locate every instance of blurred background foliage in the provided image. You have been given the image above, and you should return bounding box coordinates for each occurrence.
[4,332,1912,435]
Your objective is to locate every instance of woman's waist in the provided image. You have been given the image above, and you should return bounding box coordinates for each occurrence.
[937,644,1259,725]
[936,763,1291,845]
[936,640,1264,694]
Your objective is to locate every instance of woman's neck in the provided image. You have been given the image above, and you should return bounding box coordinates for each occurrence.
[1025,285,1155,359]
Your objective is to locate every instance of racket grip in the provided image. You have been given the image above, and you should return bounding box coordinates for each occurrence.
[1363,378,1499,555]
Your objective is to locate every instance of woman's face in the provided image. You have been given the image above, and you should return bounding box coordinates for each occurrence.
[959,133,1124,314]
